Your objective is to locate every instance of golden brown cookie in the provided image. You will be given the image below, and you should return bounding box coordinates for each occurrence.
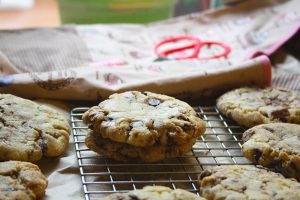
[83,91,205,162]
[102,186,205,200]
[216,87,300,127]
[242,123,300,181]
[199,165,300,200]
[0,94,70,162]
[0,161,48,200]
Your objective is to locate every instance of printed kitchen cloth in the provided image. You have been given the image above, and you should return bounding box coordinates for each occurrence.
[0,0,299,101]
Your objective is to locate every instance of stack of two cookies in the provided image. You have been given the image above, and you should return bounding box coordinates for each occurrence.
[83,91,206,162]
[0,94,70,200]
[85,90,300,200]
[83,91,207,200]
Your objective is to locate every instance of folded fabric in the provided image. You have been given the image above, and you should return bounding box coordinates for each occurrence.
[0,0,299,101]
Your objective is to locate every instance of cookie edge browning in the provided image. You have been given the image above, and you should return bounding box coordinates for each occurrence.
[242,123,300,181]
[85,130,199,162]
[0,161,48,199]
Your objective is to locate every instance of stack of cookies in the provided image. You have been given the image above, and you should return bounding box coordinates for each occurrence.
[0,94,71,199]
[217,87,300,181]
[83,91,206,162]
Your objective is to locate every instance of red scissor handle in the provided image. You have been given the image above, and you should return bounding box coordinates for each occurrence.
[154,35,231,60]
[198,41,231,60]
[154,35,201,60]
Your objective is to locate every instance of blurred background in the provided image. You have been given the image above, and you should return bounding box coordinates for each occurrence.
[0,0,229,29]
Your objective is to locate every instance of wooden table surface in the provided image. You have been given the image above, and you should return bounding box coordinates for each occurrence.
[0,0,60,29]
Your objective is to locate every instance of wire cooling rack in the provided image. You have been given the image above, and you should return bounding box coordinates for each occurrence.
[71,106,252,200]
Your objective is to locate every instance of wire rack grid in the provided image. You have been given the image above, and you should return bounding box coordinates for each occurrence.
[71,105,252,200]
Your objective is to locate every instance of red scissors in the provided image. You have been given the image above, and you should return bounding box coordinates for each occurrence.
[154,35,231,60]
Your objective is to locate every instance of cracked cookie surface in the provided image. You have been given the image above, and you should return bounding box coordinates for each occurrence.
[0,94,70,162]
[199,165,300,200]
[242,123,300,181]
[0,161,48,200]
[216,87,300,127]
[102,186,205,200]
[83,91,205,161]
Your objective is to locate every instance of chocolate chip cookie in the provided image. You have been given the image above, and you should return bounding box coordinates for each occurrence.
[0,94,70,162]
[216,87,300,127]
[102,186,205,200]
[83,91,206,162]
[0,161,48,200]
[242,123,300,181]
[199,165,300,200]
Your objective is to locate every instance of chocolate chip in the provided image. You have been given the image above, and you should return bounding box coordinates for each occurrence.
[182,124,191,132]
[254,149,262,163]
[271,108,289,121]
[199,170,212,180]
[241,186,247,191]
[147,98,160,106]
[261,112,269,118]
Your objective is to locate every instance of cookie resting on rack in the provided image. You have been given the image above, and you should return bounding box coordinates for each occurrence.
[0,161,48,200]
[216,87,300,127]
[199,165,300,200]
[242,123,300,181]
[83,91,206,162]
[0,94,70,162]
[102,186,205,200]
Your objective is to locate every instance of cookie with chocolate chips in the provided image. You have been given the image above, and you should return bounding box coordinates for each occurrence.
[216,87,300,127]
[102,185,205,200]
[0,94,70,162]
[0,161,48,200]
[83,91,206,162]
[242,123,300,181]
[199,165,300,200]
